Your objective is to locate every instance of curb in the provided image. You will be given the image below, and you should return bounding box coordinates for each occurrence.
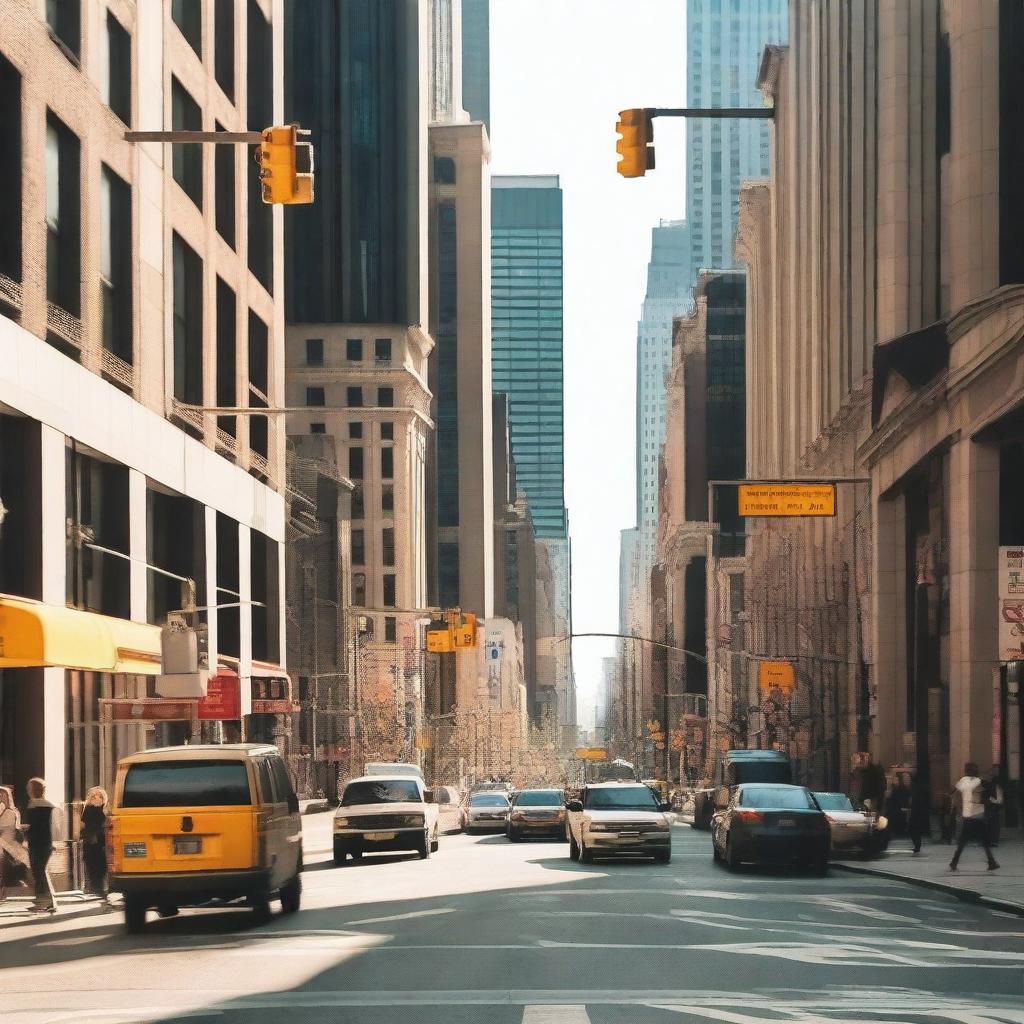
[831,860,1024,917]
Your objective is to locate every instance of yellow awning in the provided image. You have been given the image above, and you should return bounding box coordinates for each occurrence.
[0,595,162,675]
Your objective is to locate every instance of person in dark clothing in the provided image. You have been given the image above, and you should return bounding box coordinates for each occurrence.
[907,773,931,853]
[985,766,1004,846]
[23,777,58,913]
[884,775,911,838]
[81,787,111,903]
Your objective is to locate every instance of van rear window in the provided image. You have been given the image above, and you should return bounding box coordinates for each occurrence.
[121,761,252,808]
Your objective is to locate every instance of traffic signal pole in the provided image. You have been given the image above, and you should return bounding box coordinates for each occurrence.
[649,107,773,120]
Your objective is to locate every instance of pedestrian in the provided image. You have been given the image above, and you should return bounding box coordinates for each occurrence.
[0,785,29,902]
[81,787,111,903]
[885,774,911,838]
[949,762,999,872]
[22,777,60,913]
[907,773,931,854]
[985,766,1004,847]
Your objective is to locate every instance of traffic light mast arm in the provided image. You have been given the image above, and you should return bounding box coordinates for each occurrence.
[649,107,774,119]
[124,131,265,143]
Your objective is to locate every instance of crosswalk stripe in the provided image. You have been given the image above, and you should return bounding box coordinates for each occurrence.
[522,1006,591,1024]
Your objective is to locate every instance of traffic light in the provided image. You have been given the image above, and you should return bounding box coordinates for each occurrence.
[255,125,314,205]
[615,108,654,178]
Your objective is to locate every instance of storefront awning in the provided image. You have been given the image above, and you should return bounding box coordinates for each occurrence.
[0,594,162,675]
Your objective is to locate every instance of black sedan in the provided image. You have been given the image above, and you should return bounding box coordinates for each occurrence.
[711,783,829,874]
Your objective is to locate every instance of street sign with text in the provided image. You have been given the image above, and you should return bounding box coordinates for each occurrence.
[738,483,836,517]
[574,747,609,761]
[758,660,796,694]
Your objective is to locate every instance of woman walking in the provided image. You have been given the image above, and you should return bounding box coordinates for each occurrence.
[81,787,111,904]
[0,785,28,902]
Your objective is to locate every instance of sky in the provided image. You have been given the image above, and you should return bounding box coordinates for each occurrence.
[489,0,688,729]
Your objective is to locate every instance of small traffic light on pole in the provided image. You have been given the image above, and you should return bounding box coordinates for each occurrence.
[255,125,314,205]
[615,108,654,178]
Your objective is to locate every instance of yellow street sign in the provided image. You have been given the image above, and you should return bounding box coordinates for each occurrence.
[574,747,608,761]
[738,483,836,517]
[758,660,796,694]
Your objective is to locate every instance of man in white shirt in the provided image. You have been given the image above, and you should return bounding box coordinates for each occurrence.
[949,762,999,871]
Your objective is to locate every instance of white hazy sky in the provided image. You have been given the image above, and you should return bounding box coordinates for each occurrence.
[489,0,687,728]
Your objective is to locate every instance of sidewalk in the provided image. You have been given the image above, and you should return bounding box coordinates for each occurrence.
[833,831,1024,916]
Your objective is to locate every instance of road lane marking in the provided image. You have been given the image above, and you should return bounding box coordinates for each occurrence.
[522,1006,591,1024]
[345,908,456,926]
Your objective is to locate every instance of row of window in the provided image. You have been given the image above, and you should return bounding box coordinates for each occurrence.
[352,572,397,612]
[351,527,395,567]
[305,337,393,366]
[305,386,397,409]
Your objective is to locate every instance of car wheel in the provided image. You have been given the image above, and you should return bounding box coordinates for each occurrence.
[251,889,272,923]
[569,831,580,861]
[508,827,522,842]
[280,873,301,914]
[417,830,431,859]
[123,897,147,934]
[580,839,594,864]
[725,835,742,871]
[655,849,671,864]
[430,828,439,853]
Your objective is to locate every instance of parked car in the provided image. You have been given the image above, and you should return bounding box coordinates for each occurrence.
[814,791,888,858]
[461,791,510,833]
[506,788,566,841]
[565,782,672,863]
[711,783,829,874]
[333,775,439,863]
[108,744,302,933]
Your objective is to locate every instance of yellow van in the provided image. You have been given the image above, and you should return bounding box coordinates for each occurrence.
[109,744,303,932]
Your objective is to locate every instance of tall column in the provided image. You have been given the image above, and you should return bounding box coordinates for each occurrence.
[128,470,148,623]
[204,506,218,663]
[238,524,252,720]
[947,438,1000,780]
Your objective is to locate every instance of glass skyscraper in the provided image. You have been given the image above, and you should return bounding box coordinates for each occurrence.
[461,0,490,130]
[491,175,566,541]
[685,0,787,273]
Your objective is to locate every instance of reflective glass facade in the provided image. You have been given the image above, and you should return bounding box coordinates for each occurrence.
[491,177,566,541]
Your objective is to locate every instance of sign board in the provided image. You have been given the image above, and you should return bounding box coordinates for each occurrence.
[574,747,608,761]
[100,698,196,723]
[416,734,432,750]
[758,660,796,694]
[198,671,241,721]
[999,546,1024,662]
[738,483,836,517]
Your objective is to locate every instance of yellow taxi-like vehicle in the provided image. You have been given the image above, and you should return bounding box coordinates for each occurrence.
[108,744,303,933]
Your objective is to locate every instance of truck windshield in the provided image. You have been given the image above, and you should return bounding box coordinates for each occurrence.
[585,787,659,811]
[738,786,815,810]
[342,780,421,805]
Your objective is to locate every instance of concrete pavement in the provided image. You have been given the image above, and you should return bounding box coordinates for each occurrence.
[2,814,1023,1023]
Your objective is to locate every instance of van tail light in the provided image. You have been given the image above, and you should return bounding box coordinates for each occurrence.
[736,810,764,824]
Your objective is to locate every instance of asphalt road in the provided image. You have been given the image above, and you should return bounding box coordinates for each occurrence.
[3,814,1023,1023]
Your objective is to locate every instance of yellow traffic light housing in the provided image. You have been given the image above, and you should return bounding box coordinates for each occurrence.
[453,612,478,649]
[615,108,654,178]
[255,125,315,205]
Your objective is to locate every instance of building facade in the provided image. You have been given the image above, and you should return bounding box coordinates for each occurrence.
[0,0,288,835]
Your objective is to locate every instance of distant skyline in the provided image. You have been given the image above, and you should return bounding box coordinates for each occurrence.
[489,0,688,725]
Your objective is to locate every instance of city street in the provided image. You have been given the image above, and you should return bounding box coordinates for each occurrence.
[3,816,1024,1024]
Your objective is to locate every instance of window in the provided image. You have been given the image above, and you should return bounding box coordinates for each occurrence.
[45,114,81,319]
[172,233,203,404]
[352,572,366,606]
[382,574,396,607]
[172,0,202,56]
[348,422,363,439]
[346,338,362,361]
[0,56,21,299]
[171,78,202,208]
[434,157,456,184]
[381,484,394,513]
[310,422,325,434]
[347,386,363,408]
[377,387,394,408]
[215,123,235,246]
[351,485,364,519]
[305,386,325,406]
[348,447,364,479]
[248,312,269,459]
[246,0,272,290]
[381,448,393,479]
[380,422,394,441]
[122,761,251,807]
[214,0,235,100]
[374,338,392,364]
[305,338,324,365]
[384,616,397,642]
[382,528,395,567]
[215,279,236,436]
[105,13,131,124]
[351,529,365,564]
[100,166,132,364]
[46,0,81,60]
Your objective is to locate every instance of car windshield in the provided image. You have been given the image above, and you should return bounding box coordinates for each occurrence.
[470,793,509,807]
[738,786,815,810]
[121,761,252,808]
[342,780,421,805]
[585,786,659,811]
[814,792,854,811]
[515,791,562,807]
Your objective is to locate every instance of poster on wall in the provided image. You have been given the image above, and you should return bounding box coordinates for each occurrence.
[999,546,1024,662]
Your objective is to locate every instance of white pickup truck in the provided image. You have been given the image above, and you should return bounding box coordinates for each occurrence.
[333,771,440,864]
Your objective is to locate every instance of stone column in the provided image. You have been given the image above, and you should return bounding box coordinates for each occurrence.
[947,438,1000,780]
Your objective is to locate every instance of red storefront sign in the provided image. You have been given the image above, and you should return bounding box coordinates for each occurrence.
[251,675,296,715]
[101,699,196,722]
[198,670,241,721]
